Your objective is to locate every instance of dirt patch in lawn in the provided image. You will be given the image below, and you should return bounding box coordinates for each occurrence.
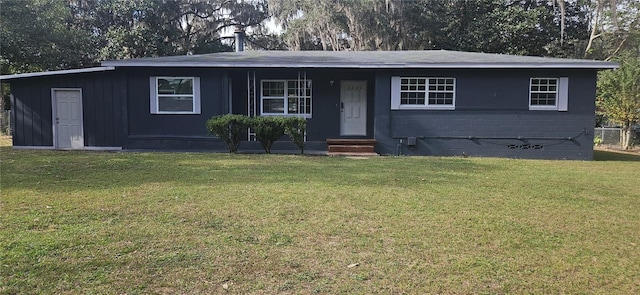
[595,145,640,155]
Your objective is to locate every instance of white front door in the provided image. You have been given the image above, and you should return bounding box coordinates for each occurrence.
[340,81,367,136]
[53,89,84,149]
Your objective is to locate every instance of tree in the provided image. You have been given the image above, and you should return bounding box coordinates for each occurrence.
[268,0,591,57]
[597,54,640,149]
[584,0,640,60]
[1,0,270,72]
[245,26,289,50]
[0,0,96,73]
[83,0,269,59]
[269,0,347,50]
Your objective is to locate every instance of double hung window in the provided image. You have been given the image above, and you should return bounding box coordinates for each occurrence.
[529,77,568,111]
[261,80,312,117]
[530,78,557,106]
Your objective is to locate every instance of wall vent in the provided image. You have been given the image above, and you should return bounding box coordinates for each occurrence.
[508,144,543,150]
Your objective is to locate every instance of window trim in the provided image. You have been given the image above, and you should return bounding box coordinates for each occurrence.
[529,77,568,111]
[149,76,201,114]
[391,76,456,110]
[260,79,312,118]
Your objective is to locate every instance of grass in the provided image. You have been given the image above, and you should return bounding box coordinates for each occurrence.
[1,136,639,294]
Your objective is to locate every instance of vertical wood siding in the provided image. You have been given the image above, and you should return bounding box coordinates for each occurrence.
[9,71,124,148]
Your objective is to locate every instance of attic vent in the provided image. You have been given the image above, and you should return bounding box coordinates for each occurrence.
[508,144,544,150]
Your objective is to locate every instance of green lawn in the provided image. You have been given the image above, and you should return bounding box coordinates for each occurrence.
[1,139,639,294]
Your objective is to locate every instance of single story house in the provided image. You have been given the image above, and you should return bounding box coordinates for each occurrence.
[0,50,617,159]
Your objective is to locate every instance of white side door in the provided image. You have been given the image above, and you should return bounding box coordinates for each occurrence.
[53,89,84,149]
[340,81,367,136]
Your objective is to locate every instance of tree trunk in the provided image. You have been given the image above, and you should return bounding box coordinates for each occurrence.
[584,0,602,56]
[622,125,632,150]
[554,0,566,46]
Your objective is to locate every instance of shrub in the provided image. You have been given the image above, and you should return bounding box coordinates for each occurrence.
[206,114,250,153]
[594,136,603,146]
[251,116,285,154]
[283,117,307,154]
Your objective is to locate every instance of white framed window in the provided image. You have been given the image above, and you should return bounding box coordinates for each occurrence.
[261,80,312,117]
[149,76,201,114]
[529,77,568,111]
[391,76,455,110]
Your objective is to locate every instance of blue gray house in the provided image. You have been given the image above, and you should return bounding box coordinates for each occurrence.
[0,50,617,159]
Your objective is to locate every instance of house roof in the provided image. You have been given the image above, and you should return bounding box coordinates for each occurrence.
[0,66,115,81]
[101,50,618,69]
[0,51,617,81]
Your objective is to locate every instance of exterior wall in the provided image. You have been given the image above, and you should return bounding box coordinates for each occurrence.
[122,67,377,150]
[7,66,599,160]
[118,66,600,159]
[231,69,376,141]
[124,67,230,149]
[374,69,598,160]
[8,71,125,148]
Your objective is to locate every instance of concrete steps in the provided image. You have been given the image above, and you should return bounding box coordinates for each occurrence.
[326,139,378,156]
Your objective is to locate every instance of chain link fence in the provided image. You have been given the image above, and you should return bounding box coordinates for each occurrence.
[594,127,640,147]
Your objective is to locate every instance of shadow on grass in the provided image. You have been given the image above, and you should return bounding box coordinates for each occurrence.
[594,150,640,161]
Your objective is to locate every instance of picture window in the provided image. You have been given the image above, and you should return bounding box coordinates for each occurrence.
[150,77,200,114]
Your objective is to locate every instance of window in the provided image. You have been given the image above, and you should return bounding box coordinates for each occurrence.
[400,78,426,105]
[150,77,201,114]
[426,78,455,106]
[261,80,312,117]
[391,76,455,110]
[529,77,568,111]
[530,78,557,106]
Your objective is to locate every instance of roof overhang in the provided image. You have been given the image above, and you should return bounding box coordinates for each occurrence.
[100,61,618,69]
[0,66,115,81]
[100,50,619,70]
[0,51,619,82]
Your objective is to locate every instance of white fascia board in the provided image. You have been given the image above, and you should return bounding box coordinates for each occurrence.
[101,61,618,70]
[0,67,116,81]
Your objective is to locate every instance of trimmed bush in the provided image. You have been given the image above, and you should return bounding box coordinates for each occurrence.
[283,117,307,154]
[251,116,285,154]
[206,114,250,153]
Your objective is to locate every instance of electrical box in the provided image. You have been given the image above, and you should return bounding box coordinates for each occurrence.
[407,137,417,146]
